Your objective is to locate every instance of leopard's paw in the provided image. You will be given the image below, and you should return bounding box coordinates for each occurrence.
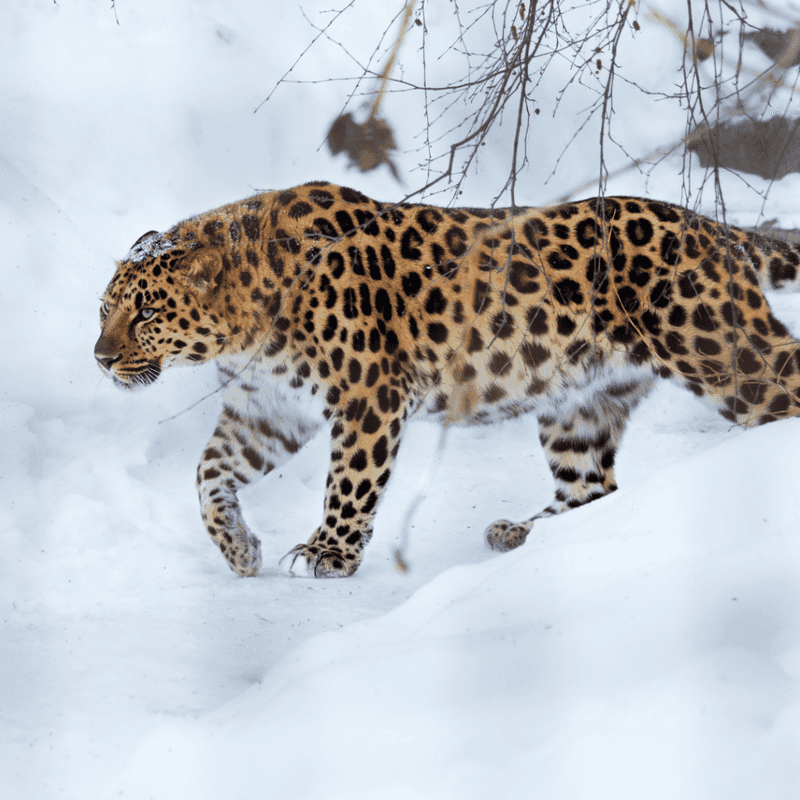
[280,542,358,578]
[225,527,262,577]
[484,519,532,552]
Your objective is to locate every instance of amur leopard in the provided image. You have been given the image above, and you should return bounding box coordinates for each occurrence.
[95,182,800,577]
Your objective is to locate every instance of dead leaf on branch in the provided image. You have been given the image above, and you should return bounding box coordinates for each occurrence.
[324,1,415,183]
[326,112,401,180]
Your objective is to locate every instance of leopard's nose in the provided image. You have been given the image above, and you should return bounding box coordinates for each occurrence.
[94,338,122,371]
[96,354,121,371]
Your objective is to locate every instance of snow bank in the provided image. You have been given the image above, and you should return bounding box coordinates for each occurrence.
[113,421,800,800]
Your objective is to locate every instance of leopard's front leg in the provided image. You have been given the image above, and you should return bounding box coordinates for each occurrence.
[198,402,321,576]
[283,405,406,578]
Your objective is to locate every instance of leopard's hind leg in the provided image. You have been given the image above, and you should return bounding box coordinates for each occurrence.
[486,375,655,551]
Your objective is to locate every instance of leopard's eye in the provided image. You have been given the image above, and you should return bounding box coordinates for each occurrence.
[140,307,155,320]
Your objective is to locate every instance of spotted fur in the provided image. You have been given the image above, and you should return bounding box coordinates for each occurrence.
[95,182,800,577]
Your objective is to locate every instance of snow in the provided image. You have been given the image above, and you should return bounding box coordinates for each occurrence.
[1,1,799,798]
[126,231,175,264]
[101,421,800,800]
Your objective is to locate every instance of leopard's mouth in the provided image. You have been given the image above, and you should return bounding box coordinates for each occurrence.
[109,361,162,390]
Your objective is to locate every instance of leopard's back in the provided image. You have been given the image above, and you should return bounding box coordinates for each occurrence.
[258,186,800,430]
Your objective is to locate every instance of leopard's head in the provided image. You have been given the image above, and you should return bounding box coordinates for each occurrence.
[94,231,230,390]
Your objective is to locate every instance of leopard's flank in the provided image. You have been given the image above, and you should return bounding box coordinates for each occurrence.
[95,182,800,577]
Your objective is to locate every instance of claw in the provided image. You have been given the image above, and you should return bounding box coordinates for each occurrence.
[279,543,356,578]
[279,544,311,577]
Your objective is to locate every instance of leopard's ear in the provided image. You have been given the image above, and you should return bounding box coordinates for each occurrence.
[182,248,225,294]
[131,230,159,249]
